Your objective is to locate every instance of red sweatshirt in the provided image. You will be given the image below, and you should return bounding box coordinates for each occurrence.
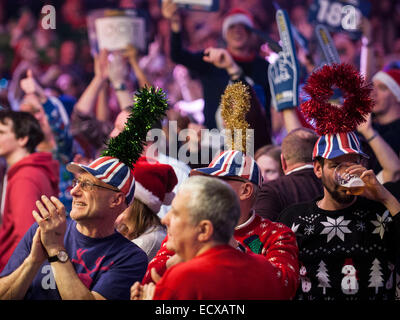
[0,152,59,271]
[153,244,287,300]
[143,212,299,299]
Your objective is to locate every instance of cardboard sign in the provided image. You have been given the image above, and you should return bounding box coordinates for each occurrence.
[316,24,340,64]
[165,0,219,11]
[308,0,371,38]
[87,8,149,56]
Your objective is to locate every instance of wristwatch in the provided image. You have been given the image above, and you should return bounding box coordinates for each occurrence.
[48,250,69,263]
[113,83,127,91]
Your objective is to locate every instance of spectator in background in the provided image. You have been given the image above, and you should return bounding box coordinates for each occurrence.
[360,69,400,177]
[161,0,272,147]
[254,144,283,183]
[58,40,85,83]
[19,69,75,214]
[333,33,360,70]
[254,128,323,221]
[115,158,178,261]
[0,110,59,272]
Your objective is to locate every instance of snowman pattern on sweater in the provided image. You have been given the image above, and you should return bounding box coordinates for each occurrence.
[278,196,400,300]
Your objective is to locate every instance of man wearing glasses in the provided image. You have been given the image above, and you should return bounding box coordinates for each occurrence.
[0,156,148,300]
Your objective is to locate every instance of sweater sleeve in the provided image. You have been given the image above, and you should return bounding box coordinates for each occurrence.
[42,98,73,164]
[261,221,300,299]
[141,235,175,285]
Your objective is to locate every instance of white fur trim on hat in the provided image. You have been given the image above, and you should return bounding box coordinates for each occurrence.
[222,13,253,39]
[372,71,400,102]
[163,191,175,206]
[134,181,162,213]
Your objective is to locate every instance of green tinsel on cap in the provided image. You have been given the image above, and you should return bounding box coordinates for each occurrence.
[102,86,168,168]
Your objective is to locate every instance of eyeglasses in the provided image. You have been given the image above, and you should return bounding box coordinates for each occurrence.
[71,178,120,192]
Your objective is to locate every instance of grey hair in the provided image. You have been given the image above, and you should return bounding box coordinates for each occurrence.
[178,175,240,243]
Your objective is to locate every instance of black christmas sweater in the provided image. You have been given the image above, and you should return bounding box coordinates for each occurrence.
[278,196,400,301]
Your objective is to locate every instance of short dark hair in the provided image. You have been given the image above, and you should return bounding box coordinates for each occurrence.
[0,110,44,153]
[314,156,325,167]
[282,128,319,165]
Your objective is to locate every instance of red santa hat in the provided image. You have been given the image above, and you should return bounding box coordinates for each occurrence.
[222,8,254,40]
[372,69,400,102]
[133,158,178,213]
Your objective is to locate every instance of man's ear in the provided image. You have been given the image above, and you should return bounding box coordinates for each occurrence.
[110,192,125,208]
[197,220,214,242]
[314,160,322,179]
[239,182,254,201]
[18,136,29,149]
[280,153,287,172]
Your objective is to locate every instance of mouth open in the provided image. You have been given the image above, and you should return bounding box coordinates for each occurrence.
[73,201,86,207]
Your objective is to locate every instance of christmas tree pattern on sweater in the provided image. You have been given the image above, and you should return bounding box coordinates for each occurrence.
[278,196,400,300]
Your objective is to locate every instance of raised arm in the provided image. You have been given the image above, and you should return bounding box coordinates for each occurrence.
[162,0,181,33]
[124,44,151,88]
[73,50,109,116]
[32,195,105,300]
[0,228,46,300]
[359,17,375,82]
[357,113,400,183]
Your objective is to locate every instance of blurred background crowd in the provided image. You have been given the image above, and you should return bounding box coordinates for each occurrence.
[0,0,398,127]
[0,0,399,205]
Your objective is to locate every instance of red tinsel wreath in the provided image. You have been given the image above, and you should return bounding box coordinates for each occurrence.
[300,63,374,135]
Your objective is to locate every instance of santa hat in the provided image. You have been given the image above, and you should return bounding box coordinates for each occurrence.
[372,69,400,102]
[133,158,178,213]
[222,8,254,40]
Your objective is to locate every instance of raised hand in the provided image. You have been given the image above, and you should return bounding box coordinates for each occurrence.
[32,195,67,256]
[20,69,47,102]
[94,49,109,82]
[268,9,299,111]
[161,0,179,21]
[130,281,156,300]
[29,227,47,264]
[203,47,240,76]
[161,0,181,32]
[108,51,128,88]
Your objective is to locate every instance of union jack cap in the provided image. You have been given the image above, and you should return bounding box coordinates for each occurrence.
[66,156,135,205]
[313,132,369,160]
[190,150,263,187]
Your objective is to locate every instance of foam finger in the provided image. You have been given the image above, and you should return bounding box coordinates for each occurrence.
[276,10,295,59]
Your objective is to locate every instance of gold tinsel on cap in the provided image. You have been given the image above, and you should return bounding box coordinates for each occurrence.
[220,81,251,153]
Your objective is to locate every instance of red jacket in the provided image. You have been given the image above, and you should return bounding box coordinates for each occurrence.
[153,244,287,300]
[0,152,59,272]
[143,213,299,299]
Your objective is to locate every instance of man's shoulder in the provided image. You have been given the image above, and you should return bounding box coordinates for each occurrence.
[113,233,148,258]
[278,200,315,223]
[261,168,316,191]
